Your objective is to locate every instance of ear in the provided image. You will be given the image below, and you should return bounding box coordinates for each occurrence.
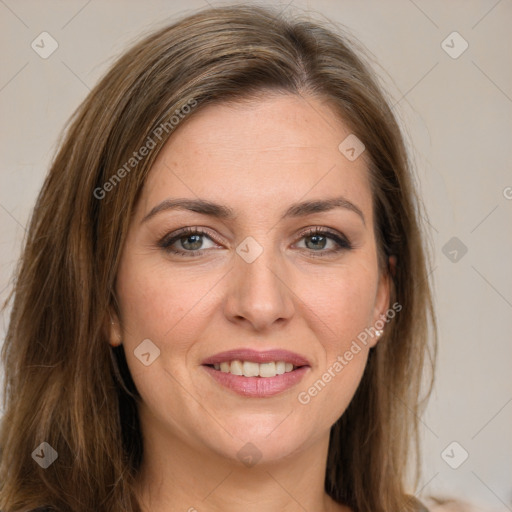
[106,308,123,347]
[368,257,394,348]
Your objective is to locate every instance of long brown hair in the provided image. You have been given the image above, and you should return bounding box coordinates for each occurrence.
[0,4,437,511]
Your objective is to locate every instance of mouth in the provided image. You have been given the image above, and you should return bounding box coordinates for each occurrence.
[204,360,303,377]
[201,349,311,397]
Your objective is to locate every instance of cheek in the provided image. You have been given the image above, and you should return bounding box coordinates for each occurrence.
[116,254,216,344]
[294,260,377,418]
[301,260,378,356]
[114,256,221,398]
[115,256,217,411]
[299,352,368,432]
[296,270,374,425]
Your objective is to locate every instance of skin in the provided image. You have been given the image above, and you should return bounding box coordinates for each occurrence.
[109,92,391,512]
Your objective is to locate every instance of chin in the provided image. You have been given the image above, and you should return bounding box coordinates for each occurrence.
[208,418,311,465]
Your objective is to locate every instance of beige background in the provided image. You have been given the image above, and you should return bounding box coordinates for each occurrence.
[1,1,511,510]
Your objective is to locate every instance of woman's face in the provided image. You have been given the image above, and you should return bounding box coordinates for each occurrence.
[111,93,390,464]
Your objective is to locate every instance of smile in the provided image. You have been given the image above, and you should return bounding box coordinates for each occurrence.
[201,348,311,397]
[208,360,297,378]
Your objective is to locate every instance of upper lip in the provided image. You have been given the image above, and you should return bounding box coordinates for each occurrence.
[202,349,311,367]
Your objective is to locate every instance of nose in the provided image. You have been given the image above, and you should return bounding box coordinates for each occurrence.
[223,241,295,332]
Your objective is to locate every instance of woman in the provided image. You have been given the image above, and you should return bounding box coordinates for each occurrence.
[0,4,436,511]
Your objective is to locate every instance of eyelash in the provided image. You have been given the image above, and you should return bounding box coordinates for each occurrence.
[158,226,353,258]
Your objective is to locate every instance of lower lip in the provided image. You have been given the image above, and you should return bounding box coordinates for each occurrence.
[202,365,309,398]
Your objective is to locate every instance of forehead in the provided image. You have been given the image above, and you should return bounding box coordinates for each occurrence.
[138,93,372,221]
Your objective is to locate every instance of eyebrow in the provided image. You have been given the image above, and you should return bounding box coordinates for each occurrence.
[141,196,365,225]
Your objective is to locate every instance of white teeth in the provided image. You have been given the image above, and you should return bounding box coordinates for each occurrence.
[276,361,285,375]
[259,362,276,378]
[242,361,260,377]
[211,360,298,377]
[230,359,243,375]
